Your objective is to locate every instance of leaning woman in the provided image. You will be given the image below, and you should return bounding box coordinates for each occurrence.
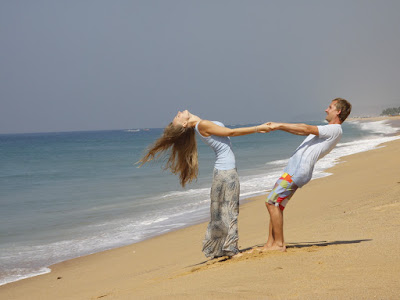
[138,110,269,258]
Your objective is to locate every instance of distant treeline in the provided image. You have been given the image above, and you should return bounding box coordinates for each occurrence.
[381,106,400,116]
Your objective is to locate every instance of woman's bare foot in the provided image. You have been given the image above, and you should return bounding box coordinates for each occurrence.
[231,252,243,259]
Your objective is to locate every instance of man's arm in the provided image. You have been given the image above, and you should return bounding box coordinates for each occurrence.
[267,122,319,136]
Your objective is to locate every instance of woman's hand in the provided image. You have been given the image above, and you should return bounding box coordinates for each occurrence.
[256,123,274,133]
[265,122,281,131]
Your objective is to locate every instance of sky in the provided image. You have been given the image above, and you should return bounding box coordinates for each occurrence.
[1,1,400,134]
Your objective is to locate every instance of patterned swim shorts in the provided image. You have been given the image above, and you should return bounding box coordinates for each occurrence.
[266,173,298,210]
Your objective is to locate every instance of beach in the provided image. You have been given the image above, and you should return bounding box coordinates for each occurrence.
[1,120,399,299]
[3,0,400,297]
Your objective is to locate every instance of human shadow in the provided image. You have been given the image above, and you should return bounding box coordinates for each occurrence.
[188,239,372,267]
[286,239,372,249]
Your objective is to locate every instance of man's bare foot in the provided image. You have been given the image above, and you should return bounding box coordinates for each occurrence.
[245,246,264,254]
[264,242,273,248]
[261,243,286,252]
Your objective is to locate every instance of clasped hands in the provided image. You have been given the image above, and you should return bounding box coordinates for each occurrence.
[256,122,279,133]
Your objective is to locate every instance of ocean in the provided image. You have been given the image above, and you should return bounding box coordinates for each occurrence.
[0,119,399,286]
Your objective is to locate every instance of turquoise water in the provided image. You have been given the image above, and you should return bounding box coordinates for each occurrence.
[0,119,399,285]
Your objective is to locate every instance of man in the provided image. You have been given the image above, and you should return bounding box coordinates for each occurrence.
[262,98,352,252]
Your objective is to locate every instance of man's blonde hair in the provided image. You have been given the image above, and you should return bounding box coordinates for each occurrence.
[333,98,352,122]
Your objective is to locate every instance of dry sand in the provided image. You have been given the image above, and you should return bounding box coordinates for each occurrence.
[1,132,399,299]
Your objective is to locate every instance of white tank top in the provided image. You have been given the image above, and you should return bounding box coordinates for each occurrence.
[195,121,236,170]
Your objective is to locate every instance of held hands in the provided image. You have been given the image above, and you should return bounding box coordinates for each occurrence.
[265,122,280,131]
[256,123,272,133]
[256,122,279,133]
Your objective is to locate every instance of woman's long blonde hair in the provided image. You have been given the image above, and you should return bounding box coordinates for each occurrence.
[137,123,198,187]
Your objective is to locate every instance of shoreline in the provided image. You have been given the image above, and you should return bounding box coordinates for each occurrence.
[348,115,400,121]
[1,134,400,299]
[348,115,400,127]
[0,189,270,287]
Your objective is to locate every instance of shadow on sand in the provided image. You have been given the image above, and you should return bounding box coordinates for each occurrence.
[189,239,372,267]
[286,238,372,249]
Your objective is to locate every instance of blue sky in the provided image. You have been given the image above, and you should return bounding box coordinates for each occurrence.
[1,0,400,133]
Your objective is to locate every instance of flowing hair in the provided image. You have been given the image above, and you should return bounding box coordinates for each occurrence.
[137,123,198,187]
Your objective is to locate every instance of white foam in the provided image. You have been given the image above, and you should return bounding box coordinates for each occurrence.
[161,188,210,199]
[312,134,400,181]
[265,158,290,167]
[0,268,51,286]
[140,217,169,225]
[349,120,399,135]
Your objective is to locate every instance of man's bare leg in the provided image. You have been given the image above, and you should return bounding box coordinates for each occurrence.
[247,218,273,253]
[265,218,274,248]
[263,203,286,252]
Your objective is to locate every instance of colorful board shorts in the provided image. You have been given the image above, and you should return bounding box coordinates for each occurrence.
[266,173,298,211]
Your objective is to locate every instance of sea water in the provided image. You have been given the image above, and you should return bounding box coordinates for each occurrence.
[0,119,399,285]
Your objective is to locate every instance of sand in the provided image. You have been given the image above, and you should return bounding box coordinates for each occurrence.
[1,128,399,299]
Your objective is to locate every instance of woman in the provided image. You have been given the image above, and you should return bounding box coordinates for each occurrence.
[138,110,270,258]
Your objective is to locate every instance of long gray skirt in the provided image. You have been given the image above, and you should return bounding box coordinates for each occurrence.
[202,168,240,258]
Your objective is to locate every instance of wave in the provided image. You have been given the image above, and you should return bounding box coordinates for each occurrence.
[161,188,210,199]
[265,158,289,167]
[349,120,400,135]
[312,131,400,181]
[0,195,212,286]
[125,129,140,132]
[0,268,51,286]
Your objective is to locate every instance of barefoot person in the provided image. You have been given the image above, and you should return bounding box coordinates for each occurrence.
[261,98,352,252]
[138,110,270,258]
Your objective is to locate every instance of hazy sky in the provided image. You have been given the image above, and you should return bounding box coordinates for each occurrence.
[1,1,400,134]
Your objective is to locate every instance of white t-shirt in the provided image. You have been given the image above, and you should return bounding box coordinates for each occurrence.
[284,124,342,187]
